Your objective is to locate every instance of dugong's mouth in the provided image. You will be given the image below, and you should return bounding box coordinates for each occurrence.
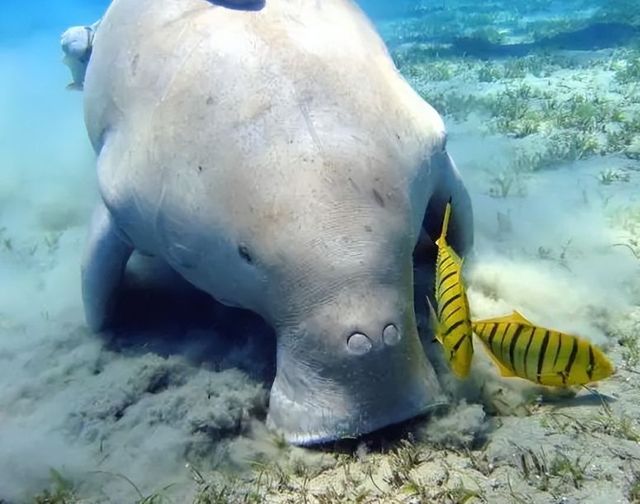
[266,319,446,445]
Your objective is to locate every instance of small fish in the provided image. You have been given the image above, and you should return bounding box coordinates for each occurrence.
[472,311,615,387]
[60,19,101,91]
[426,199,473,379]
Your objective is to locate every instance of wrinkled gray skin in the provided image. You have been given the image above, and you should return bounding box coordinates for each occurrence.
[81,0,474,445]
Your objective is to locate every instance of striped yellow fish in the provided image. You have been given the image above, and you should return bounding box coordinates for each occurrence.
[426,199,473,379]
[472,311,615,387]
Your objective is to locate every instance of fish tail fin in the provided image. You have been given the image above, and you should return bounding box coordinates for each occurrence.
[66,82,83,91]
[436,198,453,246]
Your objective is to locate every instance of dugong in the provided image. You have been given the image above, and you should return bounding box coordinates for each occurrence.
[81,0,473,445]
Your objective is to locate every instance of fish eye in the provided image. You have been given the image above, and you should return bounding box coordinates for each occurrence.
[237,243,253,264]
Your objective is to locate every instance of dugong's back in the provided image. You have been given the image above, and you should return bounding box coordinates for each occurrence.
[84,0,442,186]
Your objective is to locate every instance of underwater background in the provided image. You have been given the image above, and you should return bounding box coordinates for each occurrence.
[1,0,640,502]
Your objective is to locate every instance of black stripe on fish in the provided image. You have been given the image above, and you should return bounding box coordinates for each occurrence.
[499,324,512,362]
[487,324,498,352]
[440,261,457,275]
[451,331,468,353]
[439,251,453,262]
[565,338,579,382]
[444,306,462,323]
[438,271,456,291]
[536,330,550,382]
[491,323,508,360]
[439,293,461,318]
[439,283,457,300]
[508,325,524,369]
[444,319,465,337]
[523,328,537,378]
[587,345,595,381]
[439,255,454,270]
[552,332,563,369]
[439,253,454,265]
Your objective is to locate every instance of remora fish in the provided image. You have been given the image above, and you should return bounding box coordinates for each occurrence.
[426,200,473,378]
[472,311,615,387]
[60,19,101,91]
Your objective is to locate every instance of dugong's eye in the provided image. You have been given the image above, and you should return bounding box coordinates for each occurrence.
[237,243,253,264]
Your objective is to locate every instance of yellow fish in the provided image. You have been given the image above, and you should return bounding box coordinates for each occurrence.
[426,199,474,379]
[472,311,615,387]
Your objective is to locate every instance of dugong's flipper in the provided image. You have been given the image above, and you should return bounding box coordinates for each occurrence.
[424,150,474,258]
[82,201,133,332]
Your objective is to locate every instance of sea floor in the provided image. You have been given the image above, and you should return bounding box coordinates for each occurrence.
[1,1,640,503]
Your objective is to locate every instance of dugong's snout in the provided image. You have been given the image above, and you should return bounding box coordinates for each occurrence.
[266,290,446,445]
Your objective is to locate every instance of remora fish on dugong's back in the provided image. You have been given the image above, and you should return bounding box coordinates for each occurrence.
[427,200,474,379]
[60,19,101,90]
[472,312,615,387]
[81,0,474,444]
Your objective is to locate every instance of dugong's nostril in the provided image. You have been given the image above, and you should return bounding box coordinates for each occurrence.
[382,323,400,346]
[347,332,373,355]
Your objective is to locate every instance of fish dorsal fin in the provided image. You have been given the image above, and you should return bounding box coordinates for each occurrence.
[472,313,514,326]
[473,311,534,327]
[510,310,533,325]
